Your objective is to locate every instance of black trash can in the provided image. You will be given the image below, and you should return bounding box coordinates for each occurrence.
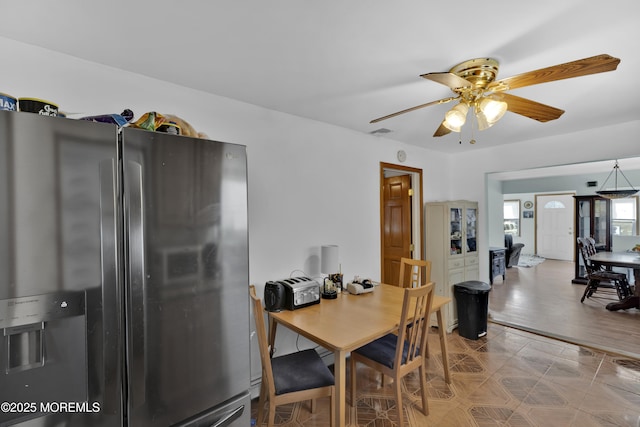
[454,280,491,340]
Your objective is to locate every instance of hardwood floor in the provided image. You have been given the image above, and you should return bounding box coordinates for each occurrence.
[489,258,640,358]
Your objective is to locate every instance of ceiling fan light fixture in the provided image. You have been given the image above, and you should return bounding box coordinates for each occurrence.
[369,54,620,140]
[479,98,507,123]
[443,102,469,132]
[475,110,493,131]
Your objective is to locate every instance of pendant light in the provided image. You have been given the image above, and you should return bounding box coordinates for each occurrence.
[596,160,638,199]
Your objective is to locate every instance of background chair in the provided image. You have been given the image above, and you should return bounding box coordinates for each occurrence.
[398,257,433,356]
[504,234,525,268]
[249,286,335,427]
[576,237,632,303]
[398,257,431,288]
[350,283,435,427]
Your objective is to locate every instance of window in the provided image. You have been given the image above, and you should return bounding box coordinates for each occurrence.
[504,199,520,236]
[544,201,565,209]
[611,197,638,236]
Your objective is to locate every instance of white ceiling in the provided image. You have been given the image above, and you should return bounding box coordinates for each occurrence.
[1,0,637,155]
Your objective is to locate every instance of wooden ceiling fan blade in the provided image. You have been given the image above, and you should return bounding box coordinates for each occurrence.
[499,93,564,122]
[433,121,451,137]
[421,72,473,90]
[370,97,456,123]
[488,54,621,91]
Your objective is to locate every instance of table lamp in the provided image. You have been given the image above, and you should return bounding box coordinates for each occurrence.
[321,245,340,299]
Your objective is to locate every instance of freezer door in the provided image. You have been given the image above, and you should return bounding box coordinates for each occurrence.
[121,128,250,427]
[0,111,122,427]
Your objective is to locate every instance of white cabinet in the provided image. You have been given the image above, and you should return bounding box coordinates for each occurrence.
[425,201,479,332]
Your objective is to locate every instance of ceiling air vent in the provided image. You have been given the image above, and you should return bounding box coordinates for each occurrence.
[370,128,392,136]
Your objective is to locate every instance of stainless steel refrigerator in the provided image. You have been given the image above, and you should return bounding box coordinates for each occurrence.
[0,110,250,426]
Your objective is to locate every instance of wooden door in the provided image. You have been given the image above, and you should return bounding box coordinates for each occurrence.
[382,174,412,285]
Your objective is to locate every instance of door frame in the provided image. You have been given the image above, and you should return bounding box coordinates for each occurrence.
[380,162,424,282]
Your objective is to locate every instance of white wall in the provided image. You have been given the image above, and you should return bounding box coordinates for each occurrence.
[6,36,640,367]
[2,37,452,283]
[2,37,453,366]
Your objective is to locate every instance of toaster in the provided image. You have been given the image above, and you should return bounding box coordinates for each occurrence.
[264,281,285,312]
[266,277,320,310]
[282,277,321,310]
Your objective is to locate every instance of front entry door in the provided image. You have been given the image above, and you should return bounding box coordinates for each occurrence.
[536,193,575,261]
[382,174,412,285]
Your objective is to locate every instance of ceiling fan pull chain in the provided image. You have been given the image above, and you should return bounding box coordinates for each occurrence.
[470,113,476,144]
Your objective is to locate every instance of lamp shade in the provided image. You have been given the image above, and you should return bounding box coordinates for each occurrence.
[479,98,507,122]
[443,103,469,132]
[476,98,508,130]
[321,245,339,274]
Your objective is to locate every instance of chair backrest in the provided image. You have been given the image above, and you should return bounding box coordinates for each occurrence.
[577,237,598,275]
[505,233,513,250]
[398,258,432,288]
[249,285,276,395]
[395,282,435,369]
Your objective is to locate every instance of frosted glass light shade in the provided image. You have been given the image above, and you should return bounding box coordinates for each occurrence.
[321,245,339,274]
[479,98,507,122]
[443,103,469,132]
[476,98,507,130]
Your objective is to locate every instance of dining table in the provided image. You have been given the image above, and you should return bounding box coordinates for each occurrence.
[267,283,452,427]
[588,251,640,310]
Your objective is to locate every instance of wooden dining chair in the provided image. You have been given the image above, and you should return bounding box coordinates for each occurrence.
[398,257,433,357]
[577,237,633,302]
[398,257,431,288]
[249,286,335,427]
[350,282,435,426]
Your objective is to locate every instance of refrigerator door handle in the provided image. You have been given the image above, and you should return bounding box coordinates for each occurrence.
[208,406,245,427]
[99,158,121,415]
[125,160,147,406]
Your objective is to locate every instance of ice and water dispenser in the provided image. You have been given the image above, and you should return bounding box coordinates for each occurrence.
[0,291,88,424]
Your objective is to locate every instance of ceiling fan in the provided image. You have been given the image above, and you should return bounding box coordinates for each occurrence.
[370,54,621,138]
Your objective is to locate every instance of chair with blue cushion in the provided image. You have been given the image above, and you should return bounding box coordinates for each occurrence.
[250,285,335,427]
[350,282,435,426]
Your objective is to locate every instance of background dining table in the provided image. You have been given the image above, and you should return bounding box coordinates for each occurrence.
[589,251,640,310]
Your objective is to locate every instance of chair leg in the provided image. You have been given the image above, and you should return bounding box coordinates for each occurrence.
[419,365,429,416]
[310,398,316,413]
[257,380,267,426]
[268,401,276,427]
[394,378,404,427]
[581,279,597,302]
[580,281,592,303]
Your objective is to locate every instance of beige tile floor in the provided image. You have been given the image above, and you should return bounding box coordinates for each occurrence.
[251,323,640,426]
